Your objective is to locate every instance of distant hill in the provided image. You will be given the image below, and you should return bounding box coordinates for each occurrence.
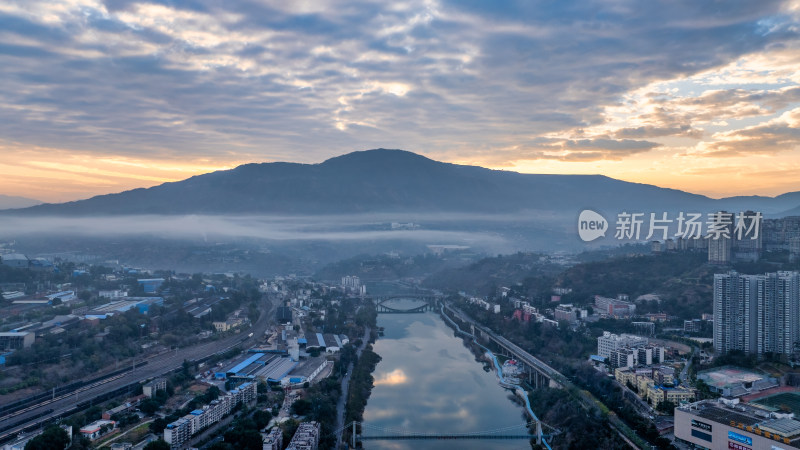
[4,149,799,216]
[0,195,42,210]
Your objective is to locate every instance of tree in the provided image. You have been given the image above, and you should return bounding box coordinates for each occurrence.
[291,398,312,416]
[139,398,160,415]
[149,418,168,435]
[657,400,676,414]
[253,409,272,429]
[143,440,170,450]
[24,426,70,450]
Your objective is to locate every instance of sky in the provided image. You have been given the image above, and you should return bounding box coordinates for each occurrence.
[1,0,800,203]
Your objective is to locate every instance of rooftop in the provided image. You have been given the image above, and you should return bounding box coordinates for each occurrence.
[760,418,800,438]
[697,366,768,389]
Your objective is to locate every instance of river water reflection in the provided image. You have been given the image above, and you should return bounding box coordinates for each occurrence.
[361,302,529,449]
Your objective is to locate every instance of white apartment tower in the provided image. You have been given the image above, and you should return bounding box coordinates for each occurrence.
[714,270,800,357]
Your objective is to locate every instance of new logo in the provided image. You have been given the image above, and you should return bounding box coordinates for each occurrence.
[578,210,607,242]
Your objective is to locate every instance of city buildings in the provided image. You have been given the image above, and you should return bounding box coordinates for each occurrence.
[706,211,761,264]
[597,332,648,359]
[143,378,167,398]
[647,385,695,408]
[340,276,365,295]
[286,421,320,450]
[594,295,636,317]
[675,398,800,449]
[713,270,800,357]
[684,319,702,333]
[609,348,635,369]
[614,366,693,407]
[263,427,283,450]
[553,304,588,324]
[708,232,732,264]
[164,381,257,449]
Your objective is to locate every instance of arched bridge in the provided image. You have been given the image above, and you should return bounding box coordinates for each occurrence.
[368,294,441,314]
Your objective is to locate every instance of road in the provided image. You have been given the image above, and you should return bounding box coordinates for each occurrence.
[679,346,697,386]
[0,302,273,442]
[335,325,371,450]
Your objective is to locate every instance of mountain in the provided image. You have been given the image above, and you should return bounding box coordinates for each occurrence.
[0,195,42,210]
[4,149,797,217]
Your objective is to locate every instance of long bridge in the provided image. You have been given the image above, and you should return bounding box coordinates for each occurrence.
[341,421,557,447]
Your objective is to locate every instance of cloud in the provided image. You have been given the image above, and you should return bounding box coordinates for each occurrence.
[701,107,800,156]
[0,0,798,200]
[374,369,408,386]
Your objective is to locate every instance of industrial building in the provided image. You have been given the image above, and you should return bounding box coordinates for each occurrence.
[137,278,164,294]
[45,291,77,303]
[675,398,800,449]
[303,333,349,353]
[219,352,298,383]
[0,253,29,269]
[282,357,329,386]
[90,297,164,315]
[0,331,35,351]
[276,306,293,323]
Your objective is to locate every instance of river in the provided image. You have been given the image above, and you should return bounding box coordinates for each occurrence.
[361,301,530,449]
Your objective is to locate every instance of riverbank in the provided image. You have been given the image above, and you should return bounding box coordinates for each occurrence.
[438,304,549,448]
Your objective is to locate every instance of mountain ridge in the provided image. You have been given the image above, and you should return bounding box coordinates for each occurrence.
[0,194,43,211]
[4,149,799,217]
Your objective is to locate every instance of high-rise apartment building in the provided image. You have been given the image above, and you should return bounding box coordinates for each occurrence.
[713,271,800,357]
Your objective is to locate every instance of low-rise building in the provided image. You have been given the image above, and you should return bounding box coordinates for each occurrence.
[287,421,320,450]
[213,318,245,332]
[648,386,695,408]
[684,319,702,333]
[594,295,636,317]
[143,378,167,398]
[553,304,587,324]
[164,416,193,448]
[164,381,257,448]
[263,427,283,450]
[80,420,116,440]
[102,402,133,420]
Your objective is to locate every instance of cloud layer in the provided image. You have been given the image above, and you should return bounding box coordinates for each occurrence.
[0,0,799,200]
